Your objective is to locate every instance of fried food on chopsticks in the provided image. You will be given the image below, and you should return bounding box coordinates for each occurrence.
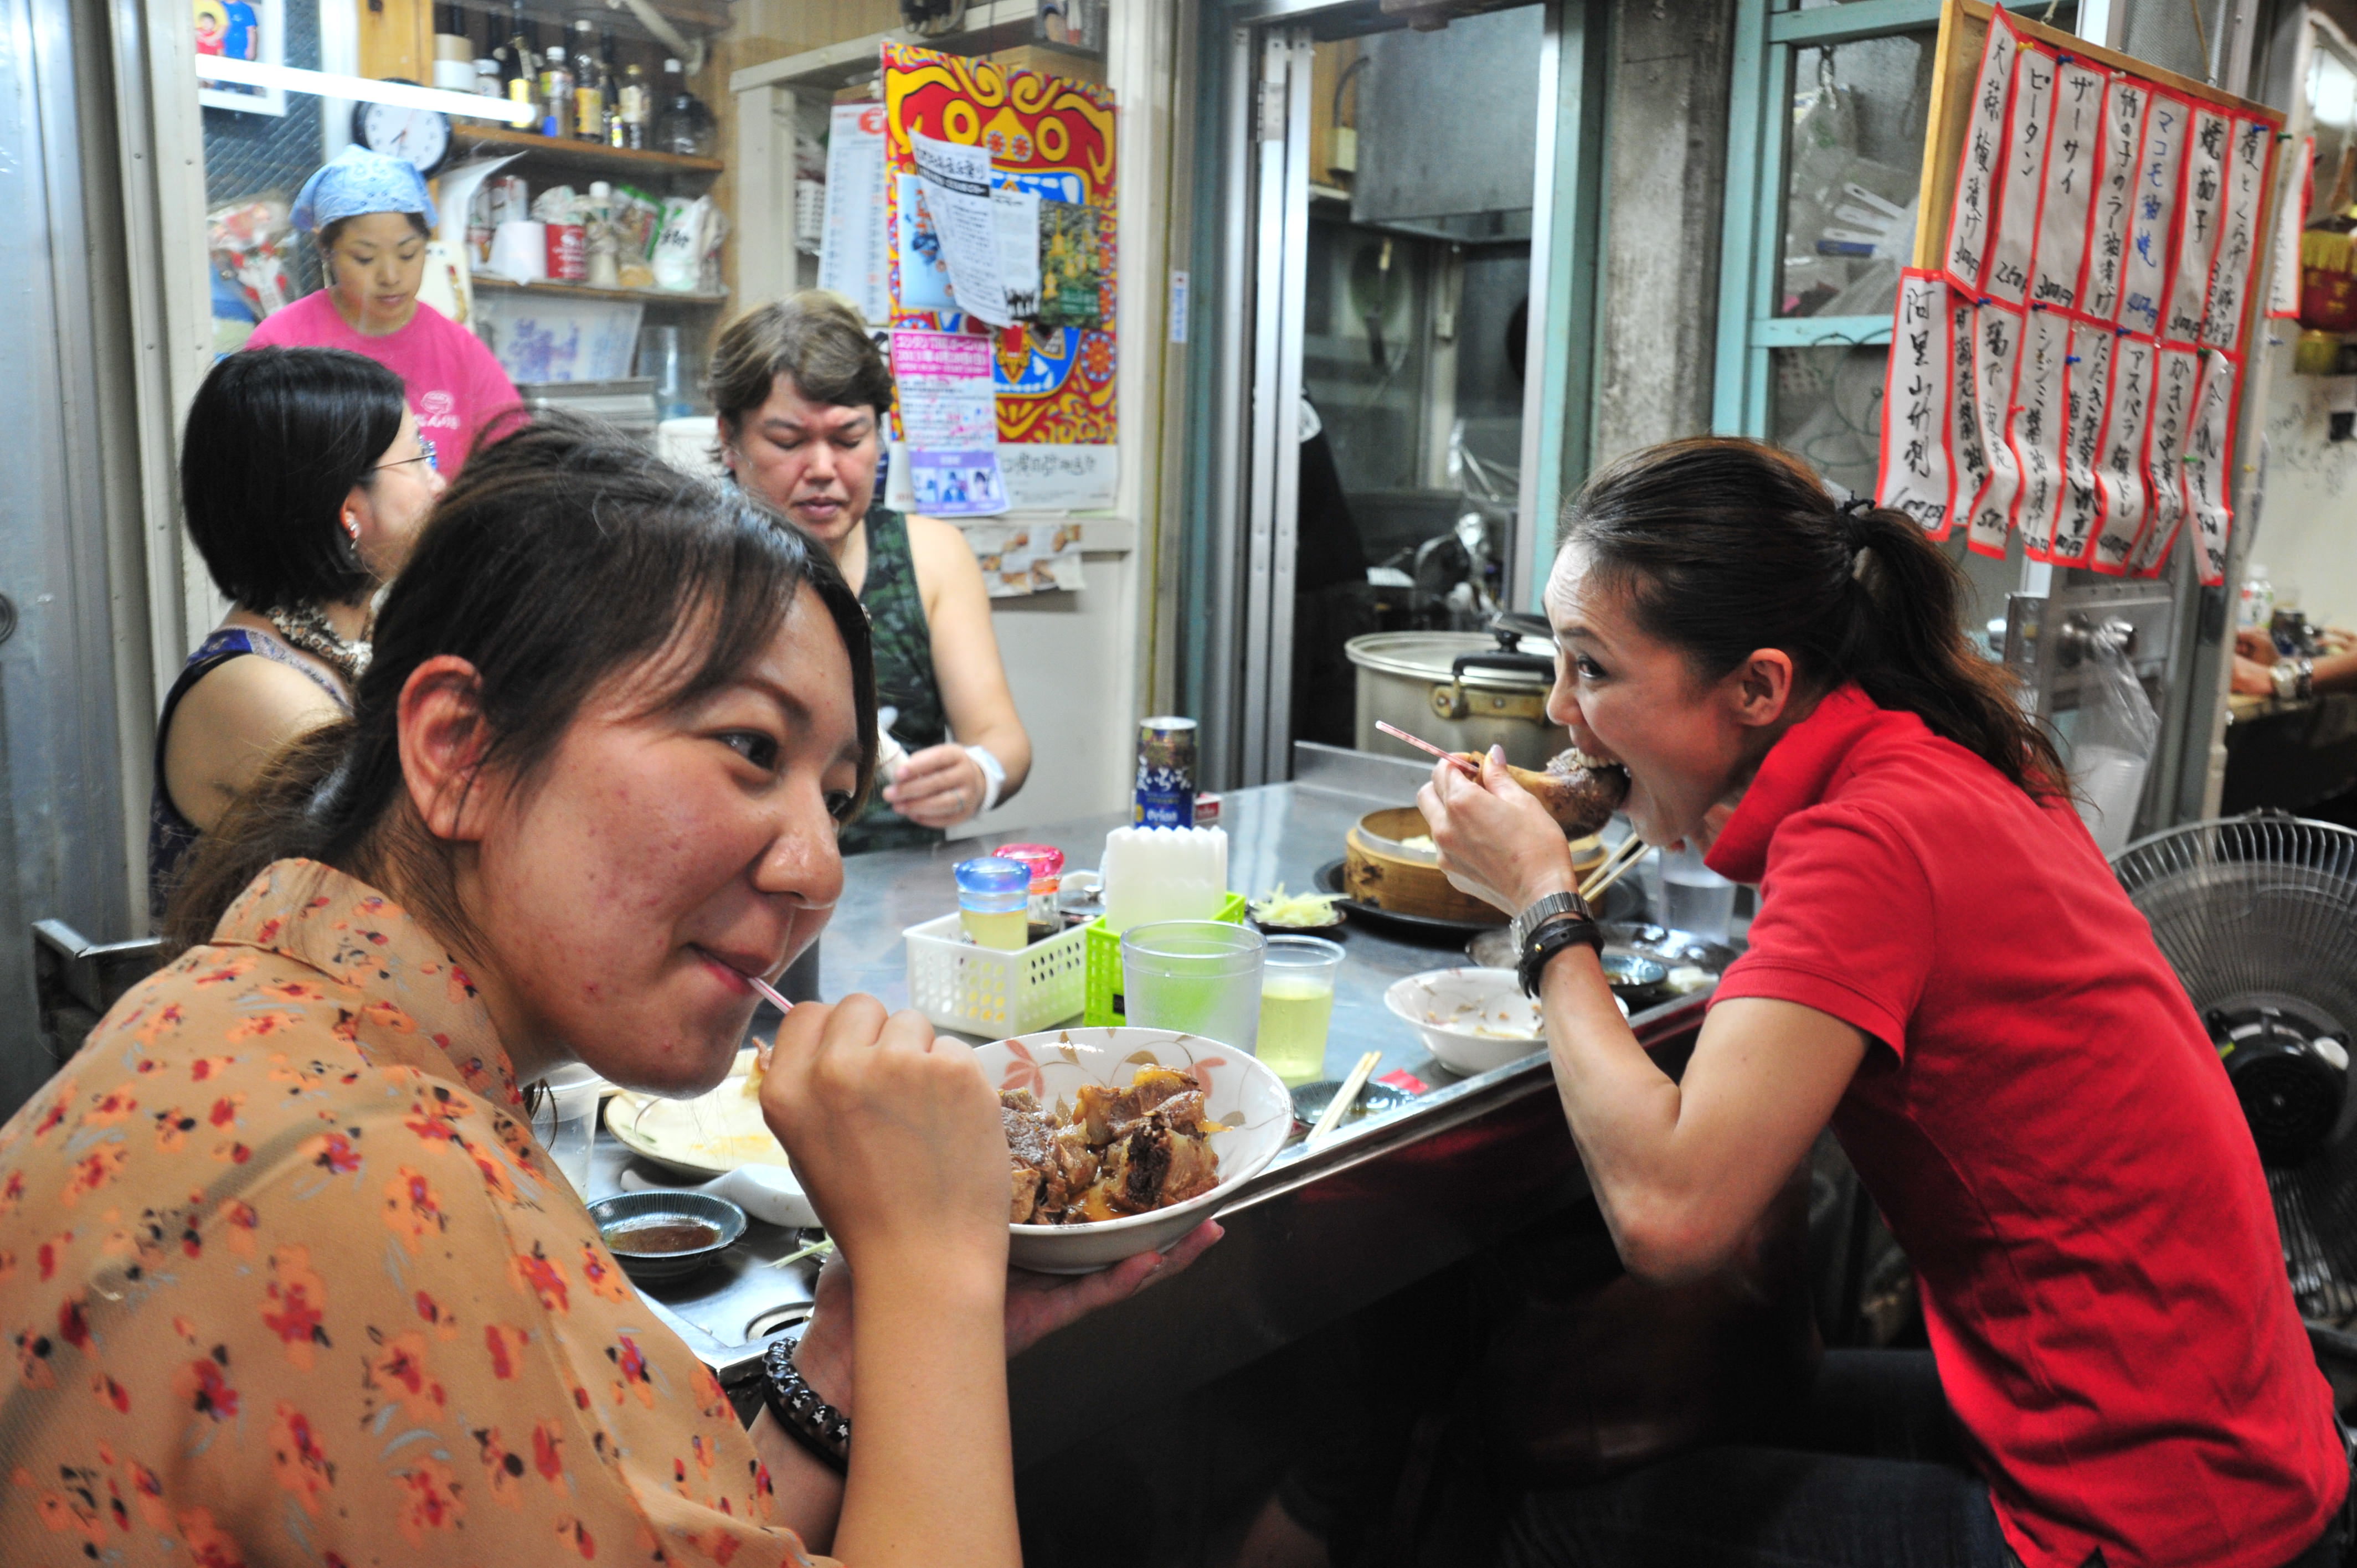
[1003,1067,1223,1225]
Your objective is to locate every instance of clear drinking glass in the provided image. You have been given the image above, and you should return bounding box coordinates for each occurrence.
[1257,934,1345,1086]
[1120,920,1267,1054]
[1660,846,1737,943]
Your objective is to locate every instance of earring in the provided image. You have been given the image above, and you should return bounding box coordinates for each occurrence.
[343,510,361,543]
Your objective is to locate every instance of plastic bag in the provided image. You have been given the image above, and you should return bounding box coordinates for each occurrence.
[2072,633,2160,858]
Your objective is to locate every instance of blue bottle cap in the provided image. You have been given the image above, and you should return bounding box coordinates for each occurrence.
[954,857,1031,896]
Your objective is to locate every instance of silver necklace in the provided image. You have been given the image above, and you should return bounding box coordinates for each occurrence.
[265,602,371,683]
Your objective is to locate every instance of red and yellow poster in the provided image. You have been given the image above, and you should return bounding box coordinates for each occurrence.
[882,43,1117,446]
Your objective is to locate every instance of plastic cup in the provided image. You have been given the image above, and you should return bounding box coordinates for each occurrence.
[1257,934,1344,1086]
[533,1064,607,1199]
[1120,920,1267,1054]
[1660,847,1737,942]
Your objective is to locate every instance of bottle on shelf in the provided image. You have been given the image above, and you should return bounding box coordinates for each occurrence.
[503,1,535,114]
[541,44,574,140]
[598,28,625,148]
[620,63,650,151]
[571,19,604,143]
[653,58,717,159]
[475,56,500,97]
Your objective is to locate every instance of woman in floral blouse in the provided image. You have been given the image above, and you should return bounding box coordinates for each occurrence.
[0,415,1197,1566]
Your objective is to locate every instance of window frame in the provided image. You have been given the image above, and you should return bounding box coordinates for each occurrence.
[1711,0,1947,439]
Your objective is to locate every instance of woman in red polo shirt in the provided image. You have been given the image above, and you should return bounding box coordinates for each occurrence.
[1420,437,2349,1568]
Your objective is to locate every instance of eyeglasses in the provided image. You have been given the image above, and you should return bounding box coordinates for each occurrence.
[372,452,436,474]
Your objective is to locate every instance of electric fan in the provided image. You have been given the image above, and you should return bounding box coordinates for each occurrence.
[2112,813,2357,1321]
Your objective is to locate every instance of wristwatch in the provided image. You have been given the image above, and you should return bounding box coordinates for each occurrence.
[2273,658,2315,702]
[1512,890,1602,998]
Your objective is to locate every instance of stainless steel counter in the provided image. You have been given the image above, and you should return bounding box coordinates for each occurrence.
[595,746,1713,1464]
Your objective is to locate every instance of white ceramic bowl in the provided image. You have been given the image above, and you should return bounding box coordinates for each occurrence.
[974,1026,1293,1274]
[1386,967,1551,1076]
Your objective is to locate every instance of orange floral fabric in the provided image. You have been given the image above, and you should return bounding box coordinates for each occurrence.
[0,859,831,1567]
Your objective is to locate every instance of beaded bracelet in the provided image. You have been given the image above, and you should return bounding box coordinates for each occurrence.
[760,1334,850,1474]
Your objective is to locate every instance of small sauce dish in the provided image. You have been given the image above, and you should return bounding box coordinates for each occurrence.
[588,1191,748,1283]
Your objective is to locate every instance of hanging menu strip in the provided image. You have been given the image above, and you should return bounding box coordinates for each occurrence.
[1984,41,2056,305]
[2130,344,2201,576]
[1947,288,1991,526]
[2010,306,2071,559]
[2051,320,2112,566]
[2271,134,2313,319]
[1944,9,2019,292]
[2183,350,2236,586]
[2030,59,2106,310]
[2080,77,2149,324]
[2163,106,2230,343]
[2119,93,2185,338]
[2088,334,2154,574]
[1967,298,2026,558]
[1877,270,1956,536]
[2202,118,2270,350]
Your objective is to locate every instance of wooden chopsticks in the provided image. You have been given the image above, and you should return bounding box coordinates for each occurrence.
[1579,835,1654,903]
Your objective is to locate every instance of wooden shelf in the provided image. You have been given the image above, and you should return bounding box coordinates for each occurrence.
[451,123,724,179]
[472,274,729,307]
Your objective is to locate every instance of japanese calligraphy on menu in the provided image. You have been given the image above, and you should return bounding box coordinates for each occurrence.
[1879,1,2282,584]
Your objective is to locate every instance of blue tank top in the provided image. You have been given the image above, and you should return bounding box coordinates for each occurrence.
[147,628,349,921]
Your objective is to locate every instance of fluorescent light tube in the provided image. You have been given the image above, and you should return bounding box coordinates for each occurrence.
[195,56,537,127]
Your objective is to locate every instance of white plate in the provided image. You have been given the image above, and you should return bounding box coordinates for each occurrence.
[976,1027,1293,1274]
[606,1048,793,1178]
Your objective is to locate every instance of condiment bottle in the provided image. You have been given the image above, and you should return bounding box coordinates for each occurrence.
[539,44,573,139]
[955,857,1031,952]
[994,843,1066,942]
[571,19,604,142]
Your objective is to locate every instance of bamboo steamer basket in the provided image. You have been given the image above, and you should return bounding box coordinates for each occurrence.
[1344,808,1610,925]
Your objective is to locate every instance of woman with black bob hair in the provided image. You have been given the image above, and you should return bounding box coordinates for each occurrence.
[151,345,446,915]
[1420,437,2347,1567]
[3,412,1192,1564]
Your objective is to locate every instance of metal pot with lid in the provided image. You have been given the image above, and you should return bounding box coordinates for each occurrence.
[1346,614,1567,771]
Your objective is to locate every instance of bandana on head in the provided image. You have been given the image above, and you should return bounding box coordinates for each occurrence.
[291,145,438,234]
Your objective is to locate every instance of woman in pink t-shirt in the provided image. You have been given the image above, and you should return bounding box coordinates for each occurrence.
[247,145,518,477]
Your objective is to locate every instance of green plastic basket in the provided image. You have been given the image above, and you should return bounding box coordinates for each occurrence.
[1082,891,1250,1027]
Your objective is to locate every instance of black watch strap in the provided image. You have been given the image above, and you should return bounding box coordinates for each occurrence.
[761,1334,850,1473]
[1517,910,1602,997]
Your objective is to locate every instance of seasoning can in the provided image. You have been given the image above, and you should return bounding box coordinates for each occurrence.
[545,222,588,282]
[1134,716,1198,828]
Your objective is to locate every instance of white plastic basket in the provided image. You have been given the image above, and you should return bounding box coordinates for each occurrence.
[903,913,1088,1038]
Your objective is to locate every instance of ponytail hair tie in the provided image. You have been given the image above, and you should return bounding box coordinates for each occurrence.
[1836,495,1875,576]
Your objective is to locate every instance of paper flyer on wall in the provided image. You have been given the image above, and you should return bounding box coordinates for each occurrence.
[1943,8,2016,291]
[2204,118,2269,350]
[2163,106,2230,343]
[2119,94,2185,338]
[2082,78,2149,323]
[998,443,1119,510]
[908,131,1044,328]
[818,103,889,322]
[2088,335,2155,572]
[907,447,1008,517]
[2183,350,2236,586]
[1876,270,1954,535]
[2008,306,2070,557]
[1983,40,2055,305]
[891,329,997,448]
[2029,60,2104,310]
[963,519,1088,597]
[2050,321,2112,564]
[1965,299,2024,557]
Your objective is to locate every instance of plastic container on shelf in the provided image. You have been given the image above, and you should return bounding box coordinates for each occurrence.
[903,914,1089,1037]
